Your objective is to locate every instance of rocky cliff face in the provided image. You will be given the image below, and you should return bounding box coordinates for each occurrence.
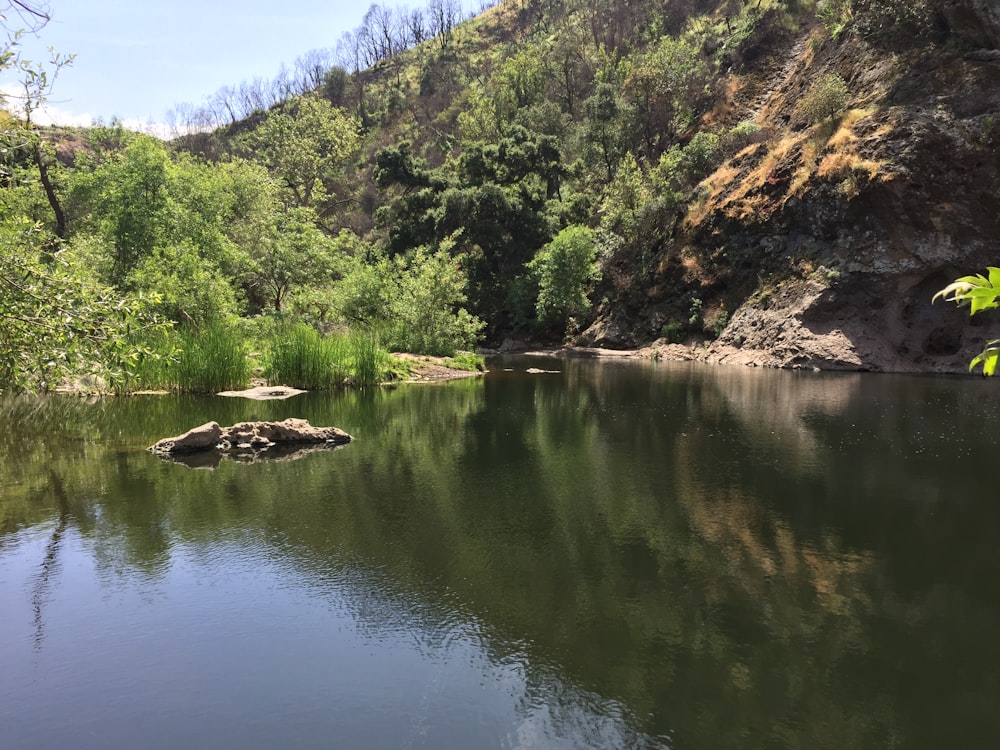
[940,0,1000,48]
[583,4,1000,374]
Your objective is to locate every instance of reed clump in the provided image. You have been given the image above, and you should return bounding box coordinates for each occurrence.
[349,328,390,387]
[265,322,349,390]
[173,324,252,392]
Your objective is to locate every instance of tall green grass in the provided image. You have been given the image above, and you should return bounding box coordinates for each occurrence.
[118,319,391,393]
[349,329,390,387]
[265,322,349,389]
[265,323,391,389]
[173,324,252,392]
[124,323,250,393]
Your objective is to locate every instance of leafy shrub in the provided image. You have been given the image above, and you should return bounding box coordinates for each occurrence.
[726,120,762,152]
[0,220,176,394]
[122,329,181,392]
[710,308,730,338]
[795,74,849,124]
[388,243,486,356]
[851,0,932,40]
[332,240,484,357]
[129,241,240,327]
[817,0,851,37]
[678,132,722,184]
[333,254,395,326]
[528,225,601,329]
[688,297,704,327]
[651,132,722,196]
[661,320,685,344]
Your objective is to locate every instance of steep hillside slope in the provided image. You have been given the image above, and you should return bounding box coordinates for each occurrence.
[583,3,1000,372]
[161,0,1000,374]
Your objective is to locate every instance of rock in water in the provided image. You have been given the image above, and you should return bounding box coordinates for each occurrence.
[222,419,353,449]
[149,422,224,454]
[216,386,307,400]
[148,418,352,455]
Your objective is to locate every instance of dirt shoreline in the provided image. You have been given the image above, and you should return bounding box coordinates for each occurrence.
[393,353,486,383]
[497,341,971,374]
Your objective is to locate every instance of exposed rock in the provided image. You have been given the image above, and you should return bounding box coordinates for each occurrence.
[391,352,487,382]
[940,0,1000,50]
[499,338,528,353]
[579,307,638,348]
[965,49,1000,61]
[217,385,307,400]
[149,422,224,454]
[148,418,352,456]
[231,418,352,446]
[582,26,1000,374]
[706,279,877,370]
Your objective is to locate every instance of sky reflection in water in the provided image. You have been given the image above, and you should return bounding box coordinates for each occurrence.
[2,360,1000,748]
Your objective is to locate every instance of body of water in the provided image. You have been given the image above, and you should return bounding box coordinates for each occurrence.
[2,357,999,748]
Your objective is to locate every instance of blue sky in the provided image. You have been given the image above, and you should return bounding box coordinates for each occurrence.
[3,0,476,133]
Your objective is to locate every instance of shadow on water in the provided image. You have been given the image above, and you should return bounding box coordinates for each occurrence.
[2,362,1000,748]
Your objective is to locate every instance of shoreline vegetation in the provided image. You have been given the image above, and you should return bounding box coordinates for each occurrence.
[55,321,487,396]
[5,2,997,394]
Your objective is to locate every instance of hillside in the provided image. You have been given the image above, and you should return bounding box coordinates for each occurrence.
[4,0,1000,392]
[182,0,1000,373]
[604,2,1000,373]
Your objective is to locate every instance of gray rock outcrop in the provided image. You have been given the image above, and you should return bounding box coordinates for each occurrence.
[941,0,1000,50]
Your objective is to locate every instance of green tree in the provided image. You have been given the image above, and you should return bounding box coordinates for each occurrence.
[0,217,170,392]
[0,7,171,392]
[69,141,329,325]
[583,82,627,183]
[388,237,485,355]
[623,37,710,159]
[600,152,650,236]
[79,136,174,286]
[245,206,340,313]
[0,29,75,241]
[528,225,600,329]
[374,129,561,326]
[236,94,361,214]
[457,49,547,142]
[127,241,240,326]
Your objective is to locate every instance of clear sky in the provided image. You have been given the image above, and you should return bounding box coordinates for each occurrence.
[2,0,476,133]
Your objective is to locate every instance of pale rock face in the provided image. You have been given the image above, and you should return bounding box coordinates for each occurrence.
[148,419,352,455]
[149,422,224,454]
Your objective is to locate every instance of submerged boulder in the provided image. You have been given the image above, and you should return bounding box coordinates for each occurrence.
[149,418,352,456]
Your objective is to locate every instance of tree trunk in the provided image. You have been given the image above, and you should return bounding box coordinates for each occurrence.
[34,144,66,240]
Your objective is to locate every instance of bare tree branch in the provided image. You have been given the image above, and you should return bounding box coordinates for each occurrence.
[2,1,51,32]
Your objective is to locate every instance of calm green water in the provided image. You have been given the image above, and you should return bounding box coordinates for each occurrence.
[2,357,1000,749]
